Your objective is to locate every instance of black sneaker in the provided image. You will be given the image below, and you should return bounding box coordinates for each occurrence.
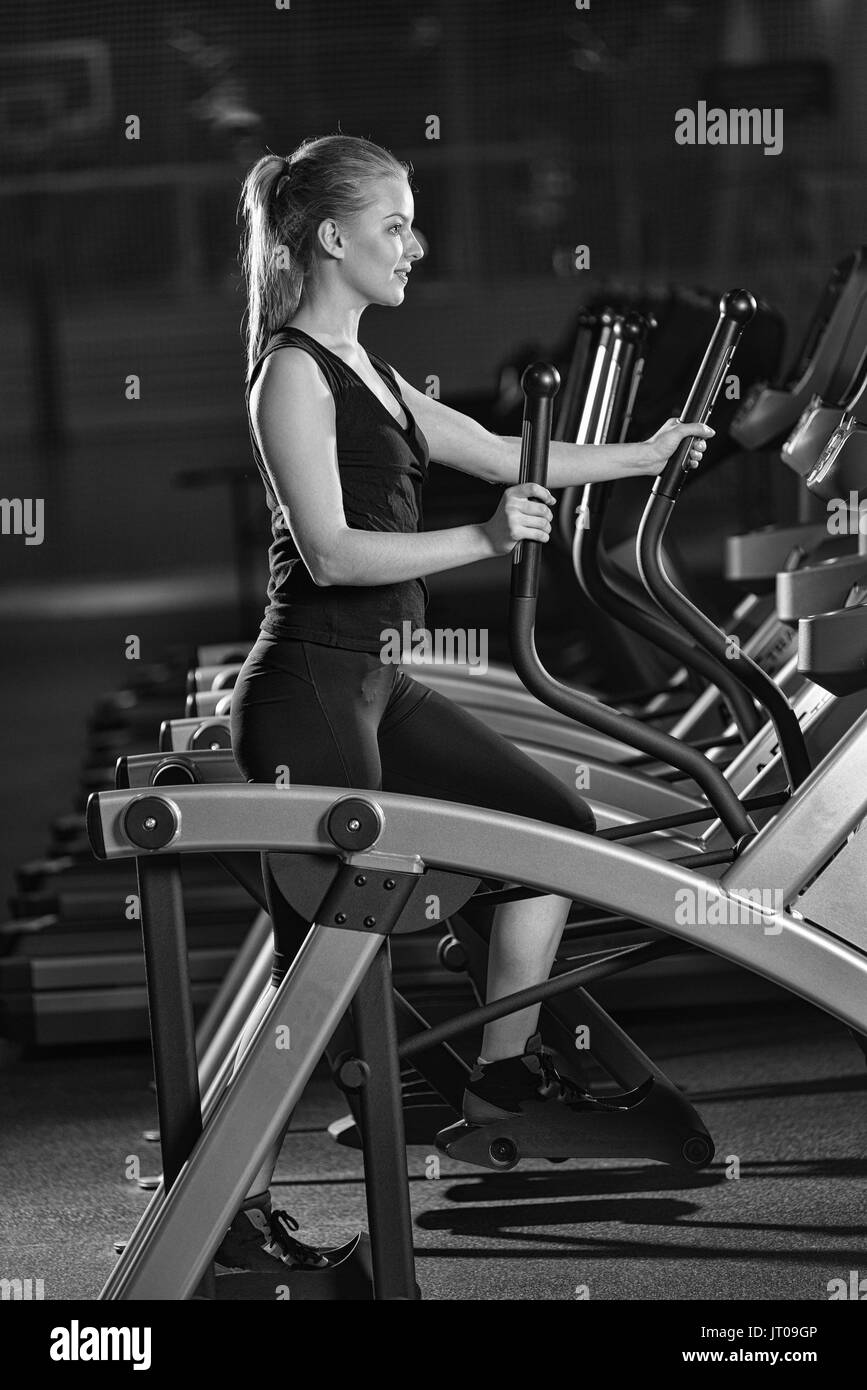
[215,1198,329,1273]
[462,1032,607,1126]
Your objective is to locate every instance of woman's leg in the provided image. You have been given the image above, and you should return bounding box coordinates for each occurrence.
[378,678,595,1062]
[229,639,390,1203]
[479,894,572,1061]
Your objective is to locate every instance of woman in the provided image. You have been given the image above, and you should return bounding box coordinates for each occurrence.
[220,133,712,1273]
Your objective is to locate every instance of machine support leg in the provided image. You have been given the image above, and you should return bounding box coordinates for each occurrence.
[137,855,215,1298]
[352,942,419,1300]
[138,856,201,1187]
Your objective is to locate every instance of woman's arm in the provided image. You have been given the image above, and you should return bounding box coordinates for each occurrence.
[250,348,552,588]
[390,368,713,486]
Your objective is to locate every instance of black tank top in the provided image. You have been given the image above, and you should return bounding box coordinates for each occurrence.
[246,326,430,652]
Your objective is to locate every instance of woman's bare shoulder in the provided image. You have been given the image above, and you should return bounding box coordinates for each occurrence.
[251,342,333,417]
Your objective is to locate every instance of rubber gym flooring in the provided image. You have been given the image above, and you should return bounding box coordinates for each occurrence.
[2,1000,863,1302]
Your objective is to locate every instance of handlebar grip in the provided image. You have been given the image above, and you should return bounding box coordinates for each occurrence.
[654,288,757,501]
[512,362,560,600]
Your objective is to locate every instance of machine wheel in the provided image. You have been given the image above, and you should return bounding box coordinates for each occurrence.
[682,1132,714,1167]
[488,1136,519,1169]
[436,932,468,972]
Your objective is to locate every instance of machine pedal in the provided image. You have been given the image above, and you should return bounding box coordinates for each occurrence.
[329,1096,460,1149]
[212,1233,373,1301]
[435,1076,715,1172]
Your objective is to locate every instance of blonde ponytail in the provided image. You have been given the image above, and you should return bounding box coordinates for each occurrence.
[239,153,303,379]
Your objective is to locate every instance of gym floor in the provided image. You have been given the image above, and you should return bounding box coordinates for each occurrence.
[2,1000,862,1301]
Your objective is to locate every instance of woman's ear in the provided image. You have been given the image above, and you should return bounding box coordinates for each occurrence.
[316,218,345,260]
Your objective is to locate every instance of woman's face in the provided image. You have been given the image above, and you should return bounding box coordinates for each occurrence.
[334,174,424,304]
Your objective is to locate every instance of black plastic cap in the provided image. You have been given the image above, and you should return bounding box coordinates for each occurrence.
[521,362,560,399]
[325,796,384,851]
[622,311,647,342]
[85,793,107,860]
[191,721,233,751]
[721,288,758,325]
[151,758,198,787]
[124,795,179,851]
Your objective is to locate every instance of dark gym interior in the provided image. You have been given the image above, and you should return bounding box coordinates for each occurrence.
[1,0,866,1330]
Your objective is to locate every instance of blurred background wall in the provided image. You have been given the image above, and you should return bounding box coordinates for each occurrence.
[1,0,865,587]
[0,0,865,899]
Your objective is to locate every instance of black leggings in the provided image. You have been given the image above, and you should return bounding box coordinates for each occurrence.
[230,635,596,981]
